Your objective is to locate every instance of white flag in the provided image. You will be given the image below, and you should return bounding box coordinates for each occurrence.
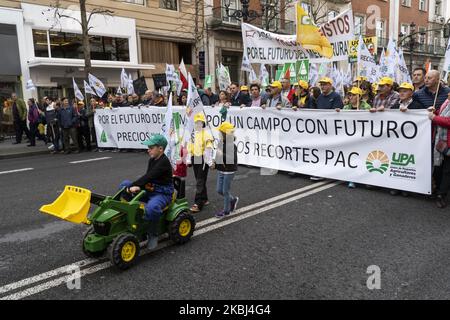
[249,66,258,83]
[183,73,205,143]
[117,87,122,95]
[162,92,173,137]
[397,48,412,84]
[216,63,231,91]
[309,63,319,87]
[120,68,128,88]
[127,78,135,95]
[84,80,97,96]
[88,73,106,97]
[357,35,378,83]
[26,79,36,91]
[384,38,398,80]
[73,78,84,101]
[443,37,450,78]
[241,53,252,72]
[259,64,269,87]
[165,64,177,82]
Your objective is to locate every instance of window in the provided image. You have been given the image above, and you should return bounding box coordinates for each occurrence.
[419,0,427,11]
[376,20,385,39]
[401,0,411,7]
[354,16,364,36]
[33,30,129,61]
[32,29,49,58]
[435,0,442,15]
[262,1,280,31]
[141,38,191,64]
[123,0,145,4]
[328,10,338,21]
[160,0,177,11]
[90,35,130,61]
[301,2,311,14]
[49,31,84,59]
[222,0,241,24]
[400,24,409,36]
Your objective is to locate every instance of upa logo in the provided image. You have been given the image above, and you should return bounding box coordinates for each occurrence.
[391,153,415,166]
[366,150,390,174]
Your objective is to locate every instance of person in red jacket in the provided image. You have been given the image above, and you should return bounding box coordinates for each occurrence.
[429,91,450,208]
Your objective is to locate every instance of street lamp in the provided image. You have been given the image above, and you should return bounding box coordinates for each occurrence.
[223,0,265,23]
[399,22,418,75]
[409,22,416,76]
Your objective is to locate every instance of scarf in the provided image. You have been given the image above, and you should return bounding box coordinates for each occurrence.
[434,99,450,166]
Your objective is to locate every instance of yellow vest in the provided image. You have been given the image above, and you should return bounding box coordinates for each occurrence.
[188,130,213,156]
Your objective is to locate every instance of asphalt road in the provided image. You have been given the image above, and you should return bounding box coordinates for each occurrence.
[0,151,450,300]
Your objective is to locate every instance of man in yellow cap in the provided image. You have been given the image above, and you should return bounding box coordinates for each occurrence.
[316,77,343,109]
[187,112,214,213]
[262,81,292,109]
[340,87,371,110]
[211,121,239,218]
[371,77,399,112]
[393,82,424,111]
[292,80,313,110]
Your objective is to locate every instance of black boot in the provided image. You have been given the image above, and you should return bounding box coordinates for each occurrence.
[146,221,159,250]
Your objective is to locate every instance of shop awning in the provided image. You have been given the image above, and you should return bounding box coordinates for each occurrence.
[28,58,155,70]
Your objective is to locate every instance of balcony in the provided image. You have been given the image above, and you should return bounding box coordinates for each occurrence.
[210,6,295,35]
[377,37,446,56]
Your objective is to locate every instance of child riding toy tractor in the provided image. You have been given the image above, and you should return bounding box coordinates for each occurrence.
[40,178,195,270]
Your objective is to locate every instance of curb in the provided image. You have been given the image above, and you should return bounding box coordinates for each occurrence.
[0,150,50,160]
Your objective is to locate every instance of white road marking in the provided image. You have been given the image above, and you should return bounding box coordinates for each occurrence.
[195,181,340,236]
[0,259,98,295]
[69,157,111,164]
[0,181,339,300]
[0,168,34,175]
[196,180,331,229]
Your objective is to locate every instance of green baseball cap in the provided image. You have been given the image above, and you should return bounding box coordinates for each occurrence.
[142,134,168,149]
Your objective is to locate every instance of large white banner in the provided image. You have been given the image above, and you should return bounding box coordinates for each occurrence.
[95,106,431,194]
[242,9,354,64]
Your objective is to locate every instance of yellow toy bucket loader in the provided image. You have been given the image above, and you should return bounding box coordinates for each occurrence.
[40,186,91,224]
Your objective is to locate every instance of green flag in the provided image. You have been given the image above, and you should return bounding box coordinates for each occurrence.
[204,75,213,89]
[295,59,310,82]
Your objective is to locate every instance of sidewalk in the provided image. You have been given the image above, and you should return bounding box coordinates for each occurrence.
[0,137,50,160]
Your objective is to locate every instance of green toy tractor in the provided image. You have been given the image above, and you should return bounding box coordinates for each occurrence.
[40,178,195,270]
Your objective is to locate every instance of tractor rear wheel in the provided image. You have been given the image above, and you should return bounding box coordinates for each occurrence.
[82,226,106,258]
[169,211,195,244]
[108,233,140,270]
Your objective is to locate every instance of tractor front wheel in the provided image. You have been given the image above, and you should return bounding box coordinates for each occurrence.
[169,211,195,244]
[108,233,140,270]
[82,226,106,258]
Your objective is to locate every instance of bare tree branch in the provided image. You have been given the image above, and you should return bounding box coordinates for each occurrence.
[87,7,114,26]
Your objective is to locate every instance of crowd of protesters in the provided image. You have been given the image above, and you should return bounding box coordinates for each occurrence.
[2,65,450,212]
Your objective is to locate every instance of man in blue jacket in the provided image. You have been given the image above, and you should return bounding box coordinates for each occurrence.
[57,98,80,154]
[413,70,450,110]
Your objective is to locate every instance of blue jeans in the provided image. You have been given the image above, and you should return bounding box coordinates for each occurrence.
[119,180,173,221]
[216,172,235,213]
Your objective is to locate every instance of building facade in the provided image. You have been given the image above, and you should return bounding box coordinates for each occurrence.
[353,0,450,72]
[0,0,202,101]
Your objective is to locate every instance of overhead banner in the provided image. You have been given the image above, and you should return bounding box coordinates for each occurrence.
[95,107,431,194]
[242,9,354,64]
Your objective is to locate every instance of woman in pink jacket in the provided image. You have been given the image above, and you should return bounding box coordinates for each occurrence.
[429,92,450,208]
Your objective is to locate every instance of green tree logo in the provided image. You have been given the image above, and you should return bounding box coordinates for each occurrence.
[100,131,107,143]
